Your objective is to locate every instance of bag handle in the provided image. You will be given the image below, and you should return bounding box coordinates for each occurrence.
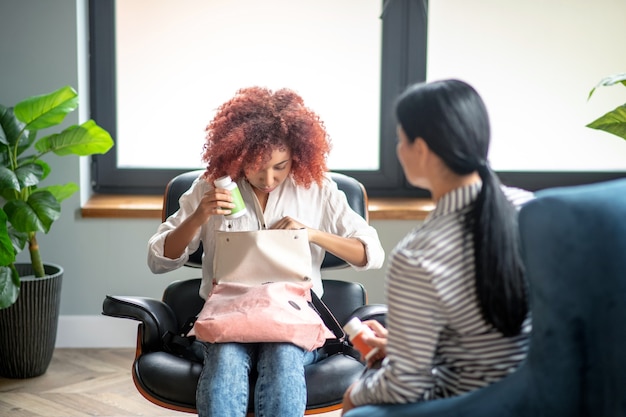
[310,291,363,360]
[310,291,345,342]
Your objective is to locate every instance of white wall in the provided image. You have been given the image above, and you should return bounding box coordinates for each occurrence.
[427,0,626,172]
[1,0,624,347]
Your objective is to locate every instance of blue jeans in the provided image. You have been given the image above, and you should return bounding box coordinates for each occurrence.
[196,342,322,417]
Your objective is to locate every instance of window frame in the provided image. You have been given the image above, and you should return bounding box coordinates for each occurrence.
[89,0,431,197]
[88,0,626,198]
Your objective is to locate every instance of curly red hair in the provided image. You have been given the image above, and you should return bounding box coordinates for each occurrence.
[201,86,331,187]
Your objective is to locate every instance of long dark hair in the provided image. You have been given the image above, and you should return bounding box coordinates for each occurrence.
[395,79,527,336]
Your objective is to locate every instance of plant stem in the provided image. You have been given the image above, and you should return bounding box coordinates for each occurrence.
[11,129,25,171]
[28,233,45,277]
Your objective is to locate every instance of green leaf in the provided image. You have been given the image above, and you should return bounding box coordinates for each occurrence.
[32,159,51,181]
[14,86,79,131]
[0,166,20,194]
[0,105,37,167]
[0,265,20,309]
[588,72,626,100]
[0,163,45,199]
[4,191,61,234]
[0,109,6,146]
[0,104,25,146]
[0,148,7,167]
[35,182,79,203]
[8,226,27,254]
[14,162,44,189]
[35,120,114,156]
[586,104,626,141]
[0,209,15,266]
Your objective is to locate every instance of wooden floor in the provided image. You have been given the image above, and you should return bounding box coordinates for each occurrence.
[0,348,189,417]
[0,348,342,417]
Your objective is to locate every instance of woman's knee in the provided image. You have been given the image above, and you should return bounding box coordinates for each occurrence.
[202,342,255,374]
[258,343,307,371]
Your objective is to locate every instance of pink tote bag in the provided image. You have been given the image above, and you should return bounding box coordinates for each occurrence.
[193,229,333,351]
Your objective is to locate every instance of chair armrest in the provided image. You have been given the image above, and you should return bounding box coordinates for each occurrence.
[349,304,388,327]
[102,295,178,351]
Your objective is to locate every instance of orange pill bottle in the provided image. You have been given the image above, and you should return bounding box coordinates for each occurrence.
[343,317,380,361]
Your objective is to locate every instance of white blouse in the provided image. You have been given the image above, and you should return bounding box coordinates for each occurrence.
[147,173,385,298]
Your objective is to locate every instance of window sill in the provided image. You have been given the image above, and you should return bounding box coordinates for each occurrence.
[81,194,434,221]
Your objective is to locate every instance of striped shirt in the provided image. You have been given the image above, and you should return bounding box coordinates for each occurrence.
[350,182,534,405]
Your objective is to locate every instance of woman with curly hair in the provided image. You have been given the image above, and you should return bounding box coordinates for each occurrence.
[147,86,385,417]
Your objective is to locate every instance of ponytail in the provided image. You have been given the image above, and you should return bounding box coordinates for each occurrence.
[470,163,527,336]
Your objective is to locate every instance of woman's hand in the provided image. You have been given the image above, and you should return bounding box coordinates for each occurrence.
[361,320,388,368]
[269,216,308,231]
[341,321,388,415]
[341,383,356,416]
[164,185,235,259]
[193,187,236,222]
[270,216,368,267]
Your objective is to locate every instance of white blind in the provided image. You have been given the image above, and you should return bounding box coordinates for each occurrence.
[115,0,381,171]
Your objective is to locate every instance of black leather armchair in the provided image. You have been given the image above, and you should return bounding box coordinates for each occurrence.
[102,171,387,414]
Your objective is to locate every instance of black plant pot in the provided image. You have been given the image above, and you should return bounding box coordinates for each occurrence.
[0,263,63,378]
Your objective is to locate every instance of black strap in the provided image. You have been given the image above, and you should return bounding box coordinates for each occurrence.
[310,291,362,361]
[179,315,198,337]
[161,316,200,361]
[310,291,345,341]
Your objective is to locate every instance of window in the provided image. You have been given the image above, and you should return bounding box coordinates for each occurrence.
[89,0,626,198]
[89,0,428,197]
[114,1,382,172]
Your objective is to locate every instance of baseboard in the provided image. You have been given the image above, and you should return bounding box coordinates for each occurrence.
[55,315,139,348]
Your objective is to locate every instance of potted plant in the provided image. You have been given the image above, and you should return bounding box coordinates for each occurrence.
[587,72,626,140]
[0,85,113,377]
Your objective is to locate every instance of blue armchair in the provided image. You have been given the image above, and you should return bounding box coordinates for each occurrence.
[345,178,626,417]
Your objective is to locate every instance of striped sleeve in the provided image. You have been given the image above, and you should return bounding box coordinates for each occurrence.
[350,221,455,404]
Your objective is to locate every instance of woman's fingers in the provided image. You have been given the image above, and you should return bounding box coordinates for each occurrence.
[364,320,388,338]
